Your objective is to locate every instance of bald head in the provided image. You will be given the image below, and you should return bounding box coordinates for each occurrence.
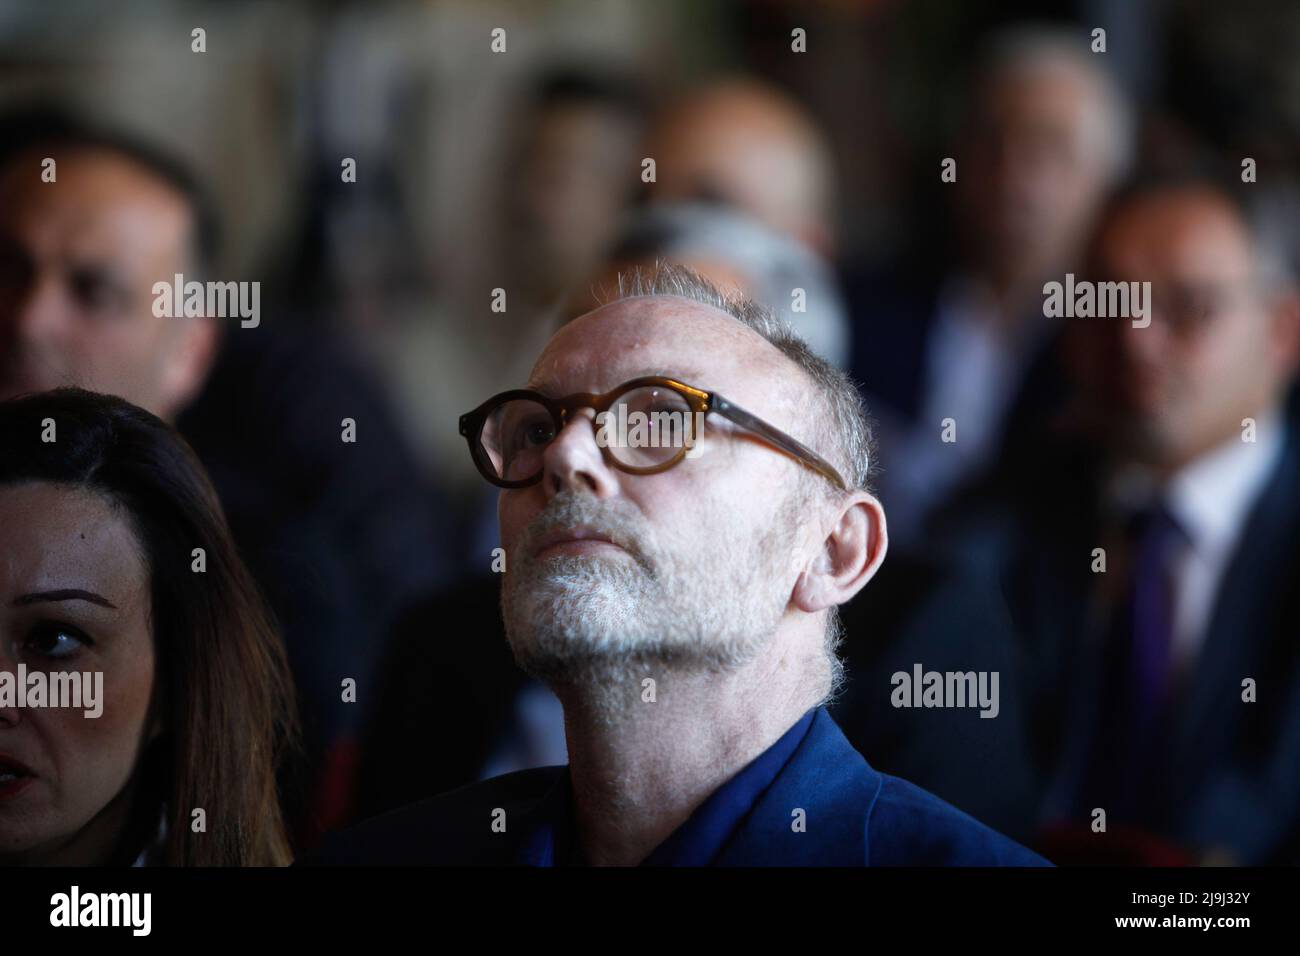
[644,78,836,255]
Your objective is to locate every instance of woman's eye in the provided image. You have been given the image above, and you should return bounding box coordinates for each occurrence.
[26,622,91,660]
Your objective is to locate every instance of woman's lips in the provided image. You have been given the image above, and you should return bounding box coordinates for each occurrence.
[0,755,36,800]
[0,775,35,799]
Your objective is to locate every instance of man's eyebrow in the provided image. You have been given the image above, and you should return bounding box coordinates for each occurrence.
[13,589,118,610]
[526,368,708,393]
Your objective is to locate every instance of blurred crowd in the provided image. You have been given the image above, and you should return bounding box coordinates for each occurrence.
[2,0,1299,865]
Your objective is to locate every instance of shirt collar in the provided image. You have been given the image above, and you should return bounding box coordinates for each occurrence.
[516,771,577,866]
[1166,412,1284,551]
[640,707,816,866]
[515,708,818,867]
[1107,410,1285,550]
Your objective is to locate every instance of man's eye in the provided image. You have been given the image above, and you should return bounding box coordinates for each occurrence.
[0,247,33,293]
[643,396,675,414]
[522,420,555,447]
[26,622,91,660]
[70,271,127,316]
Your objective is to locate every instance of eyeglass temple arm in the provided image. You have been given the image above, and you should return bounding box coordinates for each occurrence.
[710,395,848,491]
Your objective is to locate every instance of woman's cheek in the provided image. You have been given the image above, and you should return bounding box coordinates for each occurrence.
[55,642,155,820]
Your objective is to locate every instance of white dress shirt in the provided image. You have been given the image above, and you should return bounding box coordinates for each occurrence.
[884,276,1050,542]
[1109,410,1285,675]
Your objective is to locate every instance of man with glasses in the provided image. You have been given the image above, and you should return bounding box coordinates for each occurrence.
[310,266,1045,866]
[938,171,1300,864]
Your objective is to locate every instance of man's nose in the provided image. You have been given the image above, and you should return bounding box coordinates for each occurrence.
[541,408,620,499]
[1119,308,1171,366]
[6,273,70,343]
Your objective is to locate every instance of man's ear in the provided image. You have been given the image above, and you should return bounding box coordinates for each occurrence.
[792,491,888,613]
[1269,286,1300,377]
[159,316,221,421]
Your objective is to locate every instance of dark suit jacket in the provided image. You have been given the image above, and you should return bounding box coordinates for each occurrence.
[309,707,1049,866]
[355,575,526,819]
[842,264,1068,458]
[935,418,1300,863]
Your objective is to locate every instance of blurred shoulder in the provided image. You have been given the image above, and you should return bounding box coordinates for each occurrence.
[300,767,561,865]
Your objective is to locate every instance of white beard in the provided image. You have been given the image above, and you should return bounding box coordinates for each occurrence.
[501,490,800,687]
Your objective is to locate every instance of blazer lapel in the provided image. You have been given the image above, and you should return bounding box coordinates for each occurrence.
[1172,428,1300,778]
[714,708,877,866]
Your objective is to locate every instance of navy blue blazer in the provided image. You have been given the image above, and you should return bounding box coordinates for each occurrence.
[307,707,1049,866]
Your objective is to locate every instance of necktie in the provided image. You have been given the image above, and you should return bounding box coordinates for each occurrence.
[1074,501,1186,825]
[1126,504,1184,751]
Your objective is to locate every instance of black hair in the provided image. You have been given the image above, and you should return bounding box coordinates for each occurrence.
[527,65,649,120]
[1088,157,1291,284]
[0,388,298,865]
[0,104,220,277]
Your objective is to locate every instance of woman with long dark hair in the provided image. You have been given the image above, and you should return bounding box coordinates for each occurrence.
[0,388,298,865]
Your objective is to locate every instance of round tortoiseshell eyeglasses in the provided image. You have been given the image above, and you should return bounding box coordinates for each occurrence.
[459,375,847,491]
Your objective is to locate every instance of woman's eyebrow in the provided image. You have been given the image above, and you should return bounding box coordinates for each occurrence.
[13,589,118,610]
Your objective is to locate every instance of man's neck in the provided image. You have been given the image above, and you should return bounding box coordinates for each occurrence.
[1120,405,1285,487]
[551,631,822,867]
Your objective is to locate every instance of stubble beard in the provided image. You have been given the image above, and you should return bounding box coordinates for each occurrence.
[500,490,799,692]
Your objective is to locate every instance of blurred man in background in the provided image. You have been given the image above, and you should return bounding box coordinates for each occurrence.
[578,202,850,367]
[0,119,219,417]
[643,76,838,260]
[940,170,1300,864]
[380,66,651,496]
[500,68,649,317]
[850,25,1134,544]
[0,109,446,844]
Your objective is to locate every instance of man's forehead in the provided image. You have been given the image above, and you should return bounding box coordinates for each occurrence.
[527,294,789,393]
[1102,191,1253,271]
[3,147,189,221]
[1,154,190,268]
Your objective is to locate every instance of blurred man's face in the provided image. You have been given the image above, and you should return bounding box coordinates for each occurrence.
[959,62,1116,283]
[644,82,832,255]
[0,147,212,418]
[498,297,814,684]
[1078,188,1298,469]
[506,103,641,303]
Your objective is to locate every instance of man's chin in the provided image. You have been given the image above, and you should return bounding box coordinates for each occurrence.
[506,639,640,687]
[504,613,771,690]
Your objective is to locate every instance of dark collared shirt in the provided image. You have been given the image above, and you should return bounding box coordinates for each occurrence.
[517,708,817,866]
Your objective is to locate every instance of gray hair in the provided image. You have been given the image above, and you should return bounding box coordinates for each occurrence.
[610,202,852,369]
[1242,186,1300,294]
[972,24,1136,182]
[613,262,875,495]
